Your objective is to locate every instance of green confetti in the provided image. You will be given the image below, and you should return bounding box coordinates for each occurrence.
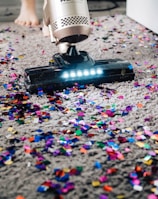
[144,143,151,149]
[60,147,66,153]
[16,119,24,125]
[76,166,83,172]
[42,105,49,109]
[96,141,105,148]
[75,129,82,136]
[60,136,66,141]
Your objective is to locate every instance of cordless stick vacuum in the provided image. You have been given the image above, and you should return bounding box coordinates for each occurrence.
[24,0,135,93]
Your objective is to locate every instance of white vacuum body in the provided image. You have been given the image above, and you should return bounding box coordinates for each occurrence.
[43,0,91,43]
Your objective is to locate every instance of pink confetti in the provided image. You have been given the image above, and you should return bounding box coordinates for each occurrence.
[125,147,131,152]
[148,194,158,199]
[117,95,124,99]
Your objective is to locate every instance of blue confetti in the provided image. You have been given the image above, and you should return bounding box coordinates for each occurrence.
[94,161,102,169]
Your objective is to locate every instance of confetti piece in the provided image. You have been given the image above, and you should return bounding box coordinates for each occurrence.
[116,195,126,199]
[54,195,64,199]
[107,168,118,174]
[4,159,13,165]
[117,95,124,99]
[54,169,70,182]
[153,180,158,187]
[16,196,25,199]
[37,185,49,192]
[143,159,153,166]
[80,147,87,154]
[28,137,34,142]
[99,194,108,199]
[124,147,131,152]
[135,141,145,148]
[94,161,102,169]
[103,185,113,192]
[137,103,143,108]
[92,181,100,187]
[133,185,143,191]
[24,145,32,154]
[148,194,158,199]
[75,129,82,136]
[99,176,108,183]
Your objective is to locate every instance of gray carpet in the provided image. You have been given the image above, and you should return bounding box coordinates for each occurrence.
[0,14,158,199]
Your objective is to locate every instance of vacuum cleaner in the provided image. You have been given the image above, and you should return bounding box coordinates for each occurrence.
[24,0,135,93]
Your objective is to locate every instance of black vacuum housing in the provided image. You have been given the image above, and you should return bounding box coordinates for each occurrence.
[24,46,135,93]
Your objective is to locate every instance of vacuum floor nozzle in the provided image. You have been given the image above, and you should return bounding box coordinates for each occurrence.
[24,47,135,93]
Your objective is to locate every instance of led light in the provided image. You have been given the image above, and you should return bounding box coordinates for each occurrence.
[62,72,69,78]
[96,68,103,75]
[90,69,96,75]
[77,70,82,77]
[70,71,76,78]
[62,68,103,79]
[83,69,89,76]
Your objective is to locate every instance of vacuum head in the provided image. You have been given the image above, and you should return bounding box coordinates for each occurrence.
[24,1,134,94]
[24,46,135,94]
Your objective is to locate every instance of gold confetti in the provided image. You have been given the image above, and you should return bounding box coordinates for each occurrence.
[92,181,100,187]
[7,127,14,132]
[5,160,13,165]
[135,141,144,148]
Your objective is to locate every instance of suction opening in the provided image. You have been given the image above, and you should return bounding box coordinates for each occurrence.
[59,35,88,43]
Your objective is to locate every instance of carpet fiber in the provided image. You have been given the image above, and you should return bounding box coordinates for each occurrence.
[0,15,158,199]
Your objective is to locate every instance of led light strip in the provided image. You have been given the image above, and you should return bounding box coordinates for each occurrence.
[61,68,103,79]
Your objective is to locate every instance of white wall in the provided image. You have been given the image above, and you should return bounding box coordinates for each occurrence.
[127,0,158,34]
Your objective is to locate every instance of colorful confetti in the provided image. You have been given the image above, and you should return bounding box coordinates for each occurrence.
[1,14,158,199]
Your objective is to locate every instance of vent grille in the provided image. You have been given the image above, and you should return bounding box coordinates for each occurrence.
[61,16,89,27]
[52,21,58,31]
[52,16,89,31]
